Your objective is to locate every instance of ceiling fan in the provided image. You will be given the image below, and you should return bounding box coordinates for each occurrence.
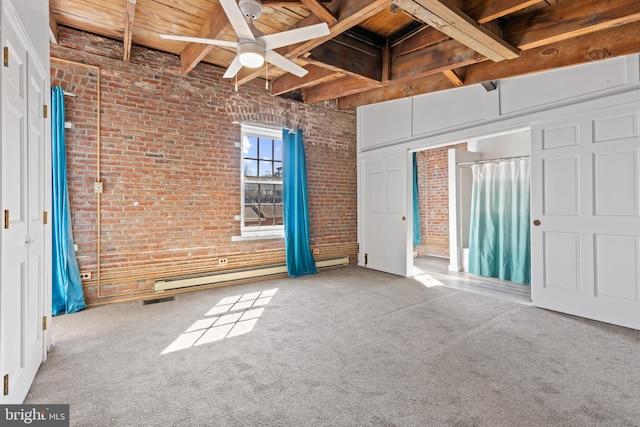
[161,0,330,79]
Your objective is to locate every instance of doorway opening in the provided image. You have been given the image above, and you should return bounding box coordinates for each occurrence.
[412,128,532,304]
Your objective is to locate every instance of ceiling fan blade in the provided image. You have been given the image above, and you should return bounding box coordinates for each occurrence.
[219,0,255,41]
[259,23,330,50]
[265,50,308,78]
[223,55,244,79]
[160,34,238,48]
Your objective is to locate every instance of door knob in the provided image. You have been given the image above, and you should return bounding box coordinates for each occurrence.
[533,220,541,226]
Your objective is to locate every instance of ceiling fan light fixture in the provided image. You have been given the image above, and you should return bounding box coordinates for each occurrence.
[238,41,265,68]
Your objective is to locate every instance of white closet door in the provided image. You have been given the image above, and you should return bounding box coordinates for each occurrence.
[0,8,44,403]
[360,149,410,276]
[531,102,640,330]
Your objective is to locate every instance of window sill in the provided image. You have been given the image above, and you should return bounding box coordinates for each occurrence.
[231,233,284,242]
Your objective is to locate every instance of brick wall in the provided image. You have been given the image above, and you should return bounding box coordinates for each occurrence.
[415,143,467,258]
[51,27,357,305]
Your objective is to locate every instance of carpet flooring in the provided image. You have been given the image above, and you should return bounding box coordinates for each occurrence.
[25,265,640,426]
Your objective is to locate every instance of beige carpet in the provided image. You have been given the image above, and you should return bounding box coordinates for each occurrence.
[26,265,640,426]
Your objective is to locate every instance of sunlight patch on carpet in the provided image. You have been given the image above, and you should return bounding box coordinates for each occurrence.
[161,288,278,354]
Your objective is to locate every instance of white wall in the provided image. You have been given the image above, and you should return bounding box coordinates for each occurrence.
[4,0,50,64]
[468,129,530,159]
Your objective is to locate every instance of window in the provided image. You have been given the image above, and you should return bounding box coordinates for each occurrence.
[240,124,283,238]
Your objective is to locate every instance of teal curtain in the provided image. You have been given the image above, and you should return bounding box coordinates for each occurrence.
[51,86,86,315]
[468,159,530,285]
[282,129,316,278]
[412,152,422,246]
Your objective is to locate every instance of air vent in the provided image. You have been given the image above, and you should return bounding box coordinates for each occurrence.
[142,296,175,305]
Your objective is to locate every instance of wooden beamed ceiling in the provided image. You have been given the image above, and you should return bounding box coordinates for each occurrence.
[49,0,640,109]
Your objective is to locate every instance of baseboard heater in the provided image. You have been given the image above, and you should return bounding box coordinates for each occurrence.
[154,256,349,292]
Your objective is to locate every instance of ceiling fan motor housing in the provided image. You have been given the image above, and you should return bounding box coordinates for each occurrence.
[239,0,263,19]
[237,40,265,68]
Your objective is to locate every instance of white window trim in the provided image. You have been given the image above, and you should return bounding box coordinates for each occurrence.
[237,123,284,240]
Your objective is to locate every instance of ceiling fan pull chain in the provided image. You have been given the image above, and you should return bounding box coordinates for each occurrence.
[265,59,269,90]
[235,74,238,92]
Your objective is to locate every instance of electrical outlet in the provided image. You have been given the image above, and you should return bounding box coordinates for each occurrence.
[94,181,103,193]
[80,272,92,280]
[218,258,228,265]
[312,248,320,254]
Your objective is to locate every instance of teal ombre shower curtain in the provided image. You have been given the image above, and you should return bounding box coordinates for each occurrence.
[282,129,316,278]
[412,152,421,246]
[468,159,530,285]
[51,86,86,315]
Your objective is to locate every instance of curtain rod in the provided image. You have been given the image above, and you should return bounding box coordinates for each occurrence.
[63,90,76,97]
[456,155,530,166]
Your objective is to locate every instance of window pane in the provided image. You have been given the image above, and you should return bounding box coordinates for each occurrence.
[240,127,285,232]
[274,203,283,225]
[243,159,258,178]
[260,203,275,226]
[244,136,258,158]
[274,185,282,203]
[259,138,273,159]
[244,204,261,227]
[244,183,259,203]
[259,160,273,178]
[260,184,275,203]
[274,161,283,178]
[273,140,283,161]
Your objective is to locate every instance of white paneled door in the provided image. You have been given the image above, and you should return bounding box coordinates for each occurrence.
[531,102,640,330]
[1,9,46,403]
[360,149,410,277]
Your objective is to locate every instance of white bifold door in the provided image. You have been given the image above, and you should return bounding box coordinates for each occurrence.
[531,102,640,330]
[360,149,411,277]
[1,5,47,403]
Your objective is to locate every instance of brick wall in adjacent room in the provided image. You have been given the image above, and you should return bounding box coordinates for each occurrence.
[51,27,357,305]
[415,143,467,258]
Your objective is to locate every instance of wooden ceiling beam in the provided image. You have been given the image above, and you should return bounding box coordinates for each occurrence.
[336,20,640,109]
[123,0,136,62]
[392,26,449,56]
[391,0,520,62]
[337,72,455,109]
[464,0,545,24]
[179,1,231,75]
[466,20,640,85]
[236,0,389,85]
[302,76,380,104]
[442,69,463,86]
[307,34,382,81]
[392,38,485,80]
[504,0,640,50]
[303,57,379,82]
[262,0,331,5]
[270,64,340,95]
[302,39,480,104]
[300,0,338,26]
